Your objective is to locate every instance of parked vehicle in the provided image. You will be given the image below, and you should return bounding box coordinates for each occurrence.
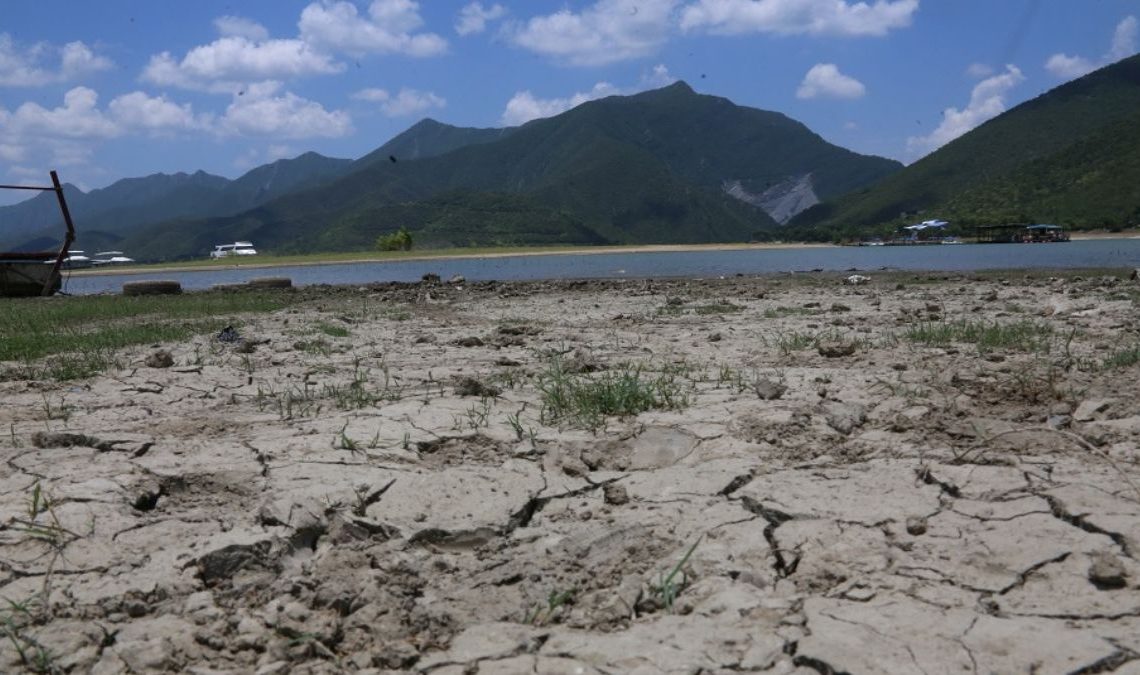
[210,242,257,258]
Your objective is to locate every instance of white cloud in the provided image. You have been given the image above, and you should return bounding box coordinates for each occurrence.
[142,38,343,93]
[352,87,445,117]
[0,34,112,87]
[108,92,211,134]
[679,0,918,37]
[1044,53,1096,79]
[501,82,622,125]
[351,87,391,102]
[1110,15,1138,60]
[59,42,114,80]
[642,63,679,88]
[215,16,271,42]
[299,0,447,57]
[795,63,865,99]
[4,87,119,139]
[1045,15,1137,80]
[219,85,353,138]
[907,65,1024,155]
[456,2,507,35]
[1,87,211,149]
[965,62,993,79]
[508,0,678,66]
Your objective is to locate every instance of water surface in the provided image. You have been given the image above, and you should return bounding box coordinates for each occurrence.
[63,239,1140,295]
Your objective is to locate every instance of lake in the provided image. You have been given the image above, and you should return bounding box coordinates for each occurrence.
[62,239,1140,295]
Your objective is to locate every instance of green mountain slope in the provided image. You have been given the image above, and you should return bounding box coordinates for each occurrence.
[133,82,899,260]
[790,54,1140,238]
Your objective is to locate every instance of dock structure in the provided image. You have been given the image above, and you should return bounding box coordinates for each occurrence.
[974,223,1071,243]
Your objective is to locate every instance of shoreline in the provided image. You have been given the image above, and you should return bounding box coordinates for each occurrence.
[69,241,837,277]
[66,232,1138,278]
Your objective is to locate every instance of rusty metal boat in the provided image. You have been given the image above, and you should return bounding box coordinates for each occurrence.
[0,171,76,297]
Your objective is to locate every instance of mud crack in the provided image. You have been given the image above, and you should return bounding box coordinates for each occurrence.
[504,476,624,533]
[1041,494,1134,558]
[1068,646,1140,674]
[740,495,800,577]
[793,654,853,675]
[916,466,961,498]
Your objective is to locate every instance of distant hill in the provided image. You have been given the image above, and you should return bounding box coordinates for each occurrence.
[125,82,901,260]
[790,54,1140,239]
[0,152,352,251]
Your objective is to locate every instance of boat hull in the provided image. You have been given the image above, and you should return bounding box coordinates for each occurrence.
[1,256,62,297]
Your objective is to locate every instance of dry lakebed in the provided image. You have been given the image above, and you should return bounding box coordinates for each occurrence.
[2,270,1139,674]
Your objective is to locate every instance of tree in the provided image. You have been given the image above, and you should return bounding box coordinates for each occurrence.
[376,226,413,251]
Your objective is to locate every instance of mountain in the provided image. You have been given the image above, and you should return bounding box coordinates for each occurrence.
[790,54,1140,239]
[125,82,901,259]
[355,118,516,167]
[0,152,352,251]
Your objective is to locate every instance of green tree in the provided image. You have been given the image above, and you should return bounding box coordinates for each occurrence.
[376,226,413,251]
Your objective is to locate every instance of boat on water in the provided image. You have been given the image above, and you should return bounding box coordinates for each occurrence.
[91,251,135,265]
[878,219,961,245]
[210,241,257,259]
[60,250,93,269]
[0,170,75,297]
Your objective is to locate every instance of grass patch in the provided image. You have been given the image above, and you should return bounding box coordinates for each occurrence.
[657,299,743,316]
[314,321,350,338]
[762,306,821,319]
[903,319,1053,354]
[1099,343,1140,371]
[0,292,289,380]
[538,359,689,430]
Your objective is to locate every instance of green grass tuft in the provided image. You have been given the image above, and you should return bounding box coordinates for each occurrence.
[538,359,689,430]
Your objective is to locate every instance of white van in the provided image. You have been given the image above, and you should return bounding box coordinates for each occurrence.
[210,242,257,259]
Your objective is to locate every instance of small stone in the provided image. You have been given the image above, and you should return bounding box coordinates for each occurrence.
[708,332,723,342]
[830,302,851,312]
[1088,552,1127,590]
[905,516,927,536]
[448,274,466,285]
[453,377,501,398]
[145,349,174,368]
[603,484,629,506]
[752,378,786,400]
[818,340,857,358]
[453,336,484,347]
[842,585,877,602]
[1074,399,1111,422]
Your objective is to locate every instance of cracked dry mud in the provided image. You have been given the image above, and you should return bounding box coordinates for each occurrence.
[2,271,1140,674]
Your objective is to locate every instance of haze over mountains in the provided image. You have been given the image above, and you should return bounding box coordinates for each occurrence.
[1,82,900,260]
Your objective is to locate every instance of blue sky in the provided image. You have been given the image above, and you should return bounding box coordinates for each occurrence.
[1,0,1138,205]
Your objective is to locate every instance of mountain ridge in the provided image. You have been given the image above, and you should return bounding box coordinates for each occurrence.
[789,53,1140,238]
